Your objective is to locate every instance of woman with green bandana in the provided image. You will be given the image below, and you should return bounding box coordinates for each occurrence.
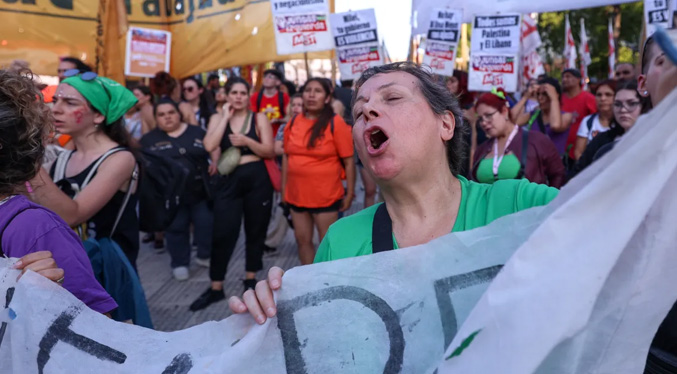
[228,62,560,324]
[28,71,141,268]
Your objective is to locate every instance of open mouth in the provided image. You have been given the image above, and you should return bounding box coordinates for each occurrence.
[369,128,389,150]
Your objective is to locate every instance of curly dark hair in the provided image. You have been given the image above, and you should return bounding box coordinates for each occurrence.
[0,69,52,195]
[354,62,467,176]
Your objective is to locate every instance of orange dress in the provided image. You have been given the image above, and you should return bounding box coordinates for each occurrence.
[283,114,354,208]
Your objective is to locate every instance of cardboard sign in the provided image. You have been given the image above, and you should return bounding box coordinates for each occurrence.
[423,8,463,76]
[470,14,521,54]
[270,0,334,55]
[468,53,518,92]
[330,9,383,80]
[124,27,171,78]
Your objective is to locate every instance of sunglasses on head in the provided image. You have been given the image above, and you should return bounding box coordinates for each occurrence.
[63,69,111,100]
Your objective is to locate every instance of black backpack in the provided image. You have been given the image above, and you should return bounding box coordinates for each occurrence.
[137,148,191,232]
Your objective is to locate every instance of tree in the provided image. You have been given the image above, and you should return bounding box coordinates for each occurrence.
[537,2,644,81]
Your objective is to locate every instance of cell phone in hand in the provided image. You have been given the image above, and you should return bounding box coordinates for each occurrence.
[654,27,677,65]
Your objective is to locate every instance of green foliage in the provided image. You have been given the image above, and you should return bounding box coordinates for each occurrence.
[537,2,643,81]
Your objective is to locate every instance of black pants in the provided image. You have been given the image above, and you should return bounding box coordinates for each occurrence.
[210,161,273,281]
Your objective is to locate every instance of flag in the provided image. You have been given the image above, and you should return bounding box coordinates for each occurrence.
[521,13,542,54]
[564,14,578,69]
[95,0,128,84]
[521,14,544,90]
[579,18,591,89]
[608,17,616,79]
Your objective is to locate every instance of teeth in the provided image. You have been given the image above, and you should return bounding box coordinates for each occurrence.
[371,129,381,135]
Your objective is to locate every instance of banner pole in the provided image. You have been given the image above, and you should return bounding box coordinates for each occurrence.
[304,52,311,79]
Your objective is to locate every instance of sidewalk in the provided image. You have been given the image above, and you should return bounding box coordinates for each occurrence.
[138,185,370,331]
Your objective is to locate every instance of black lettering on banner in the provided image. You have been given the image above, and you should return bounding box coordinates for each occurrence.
[434,265,503,349]
[649,9,668,23]
[474,15,519,29]
[0,287,15,350]
[277,285,404,374]
[161,353,194,374]
[50,0,72,9]
[335,30,378,47]
[37,307,127,374]
[427,29,458,43]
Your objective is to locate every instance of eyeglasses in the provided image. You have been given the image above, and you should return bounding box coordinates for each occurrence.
[613,100,641,111]
[478,110,498,122]
[183,86,195,93]
[62,69,111,100]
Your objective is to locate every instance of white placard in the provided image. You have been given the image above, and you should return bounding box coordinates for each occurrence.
[426,8,463,44]
[645,0,672,36]
[468,53,519,92]
[470,14,522,54]
[124,27,171,78]
[270,0,334,55]
[330,9,382,80]
[423,41,458,76]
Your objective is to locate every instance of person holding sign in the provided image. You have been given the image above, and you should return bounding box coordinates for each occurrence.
[191,77,274,311]
[471,88,564,188]
[228,62,559,324]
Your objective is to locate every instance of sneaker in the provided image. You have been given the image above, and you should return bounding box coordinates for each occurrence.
[142,233,154,243]
[194,257,210,268]
[189,288,225,311]
[243,279,257,291]
[172,266,189,281]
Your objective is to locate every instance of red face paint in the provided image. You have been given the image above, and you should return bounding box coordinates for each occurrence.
[73,109,84,125]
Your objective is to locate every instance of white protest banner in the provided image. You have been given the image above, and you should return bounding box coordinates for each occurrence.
[330,9,382,80]
[270,0,334,55]
[0,204,542,373]
[439,88,677,373]
[124,27,171,78]
[422,8,463,76]
[645,0,672,36]
[469,53,519,92]
[470,14,521,54]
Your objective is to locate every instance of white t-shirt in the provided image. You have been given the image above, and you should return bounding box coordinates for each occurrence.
[577,114,610,142]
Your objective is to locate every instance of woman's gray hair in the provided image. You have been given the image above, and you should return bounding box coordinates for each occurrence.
[353,62,467,176]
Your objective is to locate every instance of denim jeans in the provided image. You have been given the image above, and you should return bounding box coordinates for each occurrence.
[165,199,213,268]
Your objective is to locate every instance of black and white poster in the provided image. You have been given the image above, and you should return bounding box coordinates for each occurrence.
[470,14,521,54]
[330,9,383,80]
[423,8,463,76]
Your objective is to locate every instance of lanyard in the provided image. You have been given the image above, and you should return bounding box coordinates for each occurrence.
[493,125,519,178]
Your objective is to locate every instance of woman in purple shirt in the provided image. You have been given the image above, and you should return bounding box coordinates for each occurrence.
[0,69,116,314]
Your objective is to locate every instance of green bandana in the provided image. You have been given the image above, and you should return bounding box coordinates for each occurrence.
[61,76,138,125]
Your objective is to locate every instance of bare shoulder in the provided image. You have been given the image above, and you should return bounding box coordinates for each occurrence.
[99,149,136,174]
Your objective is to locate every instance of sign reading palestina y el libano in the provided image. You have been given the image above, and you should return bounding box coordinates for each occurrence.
[0,0,334,78]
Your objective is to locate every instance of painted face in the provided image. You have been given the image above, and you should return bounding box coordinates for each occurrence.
[226,82,249,110]
[476,103,508,139]
[302,81,330,113]
[57,60,77,82]
[639,43,677,106]
[291,97,303,115]
[215,87,227,103]
[612,89,642,130]
[352,71,453,181]
[155,103,182,132]
[182,80,201,102]
[51,83,101,135]
[133,88,151,107]
[446,76,459,95]
[595,84,615,113]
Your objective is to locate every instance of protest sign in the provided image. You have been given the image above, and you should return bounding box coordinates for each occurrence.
[470,14,521,54]
[270,0,334,55]
[469,53,519,92]
[645,0,673,36]
[439,85,677,374]
[124,27,171,78]
[330,9,382,80]
[422,8,463,76]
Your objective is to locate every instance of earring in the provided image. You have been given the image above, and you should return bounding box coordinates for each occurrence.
[644,91,648,95]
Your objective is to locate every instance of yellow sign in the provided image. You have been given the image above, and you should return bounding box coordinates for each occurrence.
[0,0,334,78]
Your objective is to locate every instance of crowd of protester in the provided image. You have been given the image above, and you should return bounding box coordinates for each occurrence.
[1,32,676,371]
